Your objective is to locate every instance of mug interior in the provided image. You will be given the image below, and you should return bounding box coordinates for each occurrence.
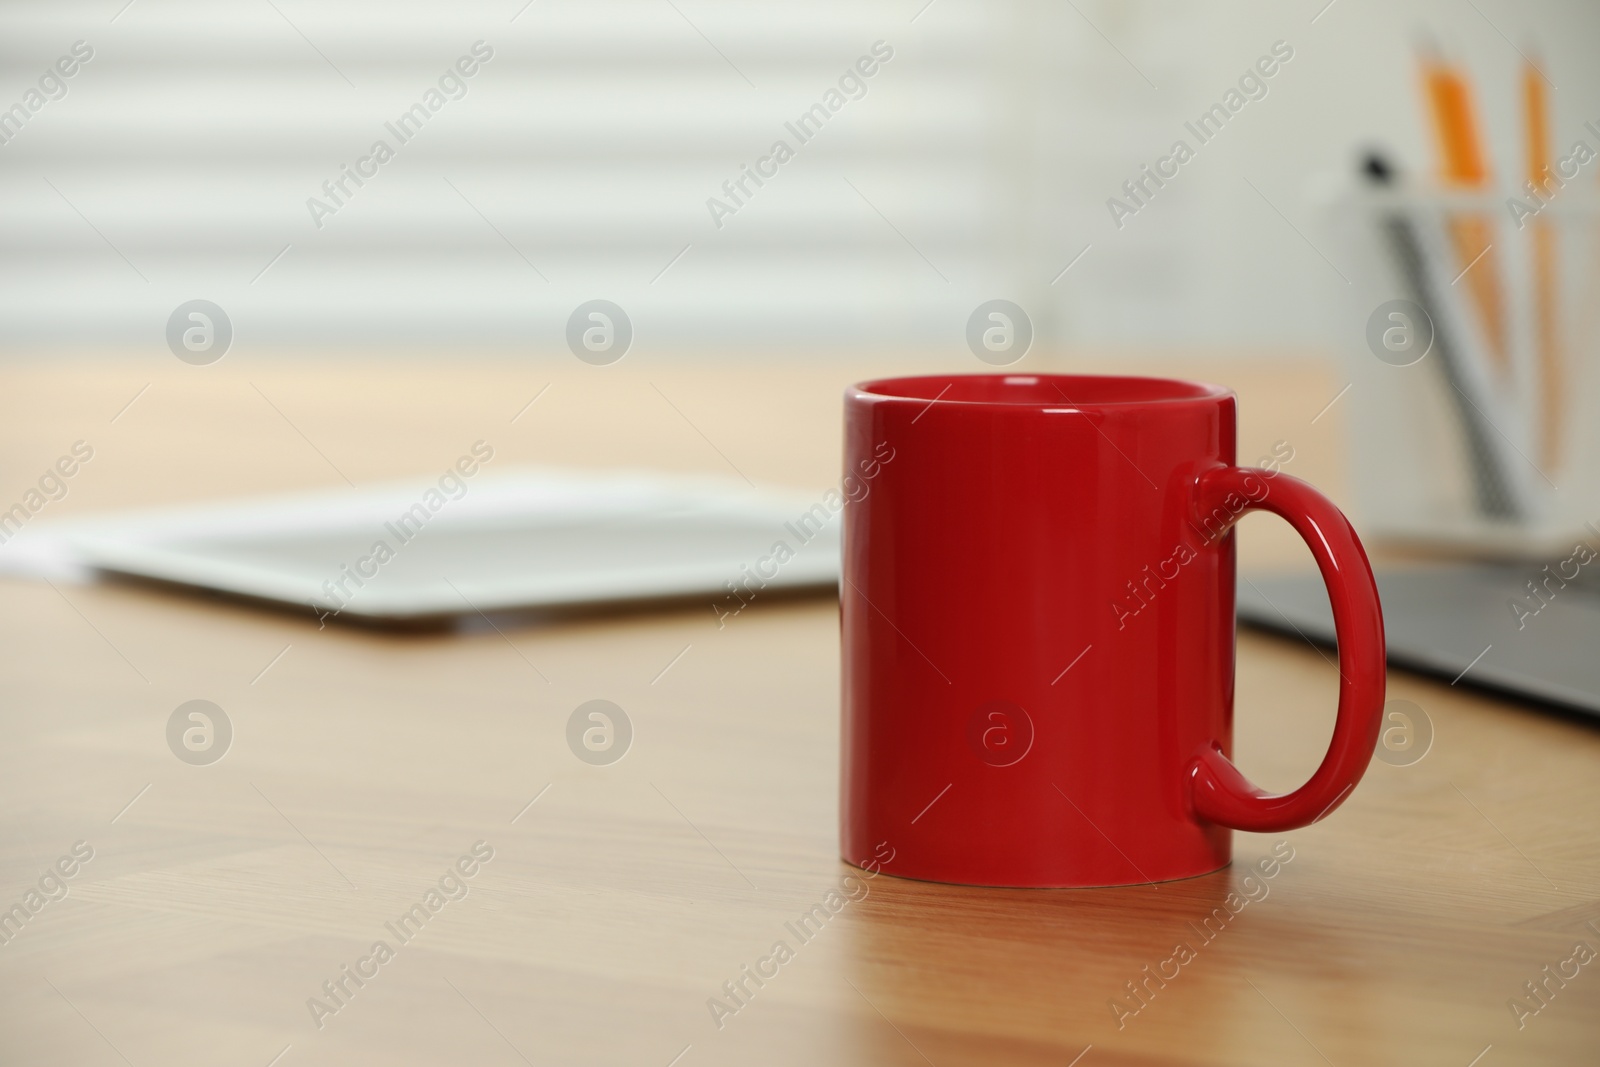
[855,373,1230,408]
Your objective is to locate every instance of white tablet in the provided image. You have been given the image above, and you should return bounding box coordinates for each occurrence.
[14,468,840,625]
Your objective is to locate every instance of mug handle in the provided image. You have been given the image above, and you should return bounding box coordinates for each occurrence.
[1187,465,1387,832]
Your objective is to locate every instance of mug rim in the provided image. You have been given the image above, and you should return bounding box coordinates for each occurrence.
[849,372,1233,410]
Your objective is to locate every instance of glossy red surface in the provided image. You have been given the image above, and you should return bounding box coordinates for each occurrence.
[840,374,1386,887]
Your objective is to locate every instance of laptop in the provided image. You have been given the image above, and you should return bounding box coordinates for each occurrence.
[1237,564,1600,717]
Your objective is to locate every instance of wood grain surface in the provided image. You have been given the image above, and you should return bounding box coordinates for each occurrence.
[0,354,1595,1066]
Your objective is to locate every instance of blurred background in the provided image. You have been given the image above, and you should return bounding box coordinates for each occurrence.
[4,0,1597,356]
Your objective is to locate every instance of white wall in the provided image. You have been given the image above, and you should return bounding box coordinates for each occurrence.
[0,0,1593,354]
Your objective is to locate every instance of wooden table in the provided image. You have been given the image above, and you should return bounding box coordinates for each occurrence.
[2,354,1596,1066]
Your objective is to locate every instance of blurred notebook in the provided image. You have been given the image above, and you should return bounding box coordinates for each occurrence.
[1238,565,1600,717]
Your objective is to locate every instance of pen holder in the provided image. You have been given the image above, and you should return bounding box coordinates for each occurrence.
[1328,186,1600,557]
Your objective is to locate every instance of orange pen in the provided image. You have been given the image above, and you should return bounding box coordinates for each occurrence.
[1420,51,1509,373]
[1525,55,1562,469]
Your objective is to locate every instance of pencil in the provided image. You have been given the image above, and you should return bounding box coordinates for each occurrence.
[1420,51,1510,373]
[1363,153,1519,519]
[1525,55,1562,469]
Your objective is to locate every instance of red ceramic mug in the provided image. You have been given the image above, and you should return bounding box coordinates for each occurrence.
[840,373,1385,887]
